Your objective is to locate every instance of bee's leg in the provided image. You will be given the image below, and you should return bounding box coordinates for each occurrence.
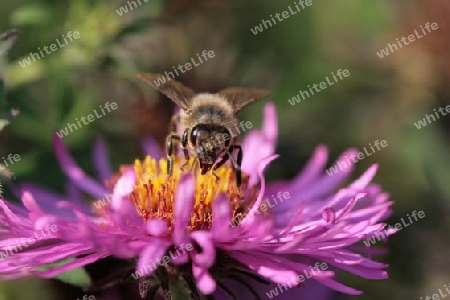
[180,128,191,171]
[211,153,230,182]
[189,156,198,173]
[170,114,180,132]
[228,145,243,189]
[166,134,181,176]
[169,114,181,154]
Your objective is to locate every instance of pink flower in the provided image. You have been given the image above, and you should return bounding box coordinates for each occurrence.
[0,103,395,299]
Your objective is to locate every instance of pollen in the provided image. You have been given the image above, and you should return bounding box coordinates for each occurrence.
[104,156,257,232]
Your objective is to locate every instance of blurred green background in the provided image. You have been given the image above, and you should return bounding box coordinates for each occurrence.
[1,0,450,299]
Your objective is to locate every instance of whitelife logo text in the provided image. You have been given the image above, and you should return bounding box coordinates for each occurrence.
[250,0,313,35]
[420,283,450,300]
[76,296,95,300]
[18,31,80,68]
[265,262,329,299]
[231,191,291,227]
[56,102,118,139]
[325,140,387,176]
[288,69,350,106]
[131,243,193,280]
[376,22,438,59]
[363,210,425,247]
[0,224,58,260]
[151,50,215,87]
[116,0,149,16]
[414,104,450,129]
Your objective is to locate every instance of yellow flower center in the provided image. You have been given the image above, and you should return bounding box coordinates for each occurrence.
[100,156,259,232]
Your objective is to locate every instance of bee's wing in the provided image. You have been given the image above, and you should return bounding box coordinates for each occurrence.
[136,73,196,111]
[218,88,269,114]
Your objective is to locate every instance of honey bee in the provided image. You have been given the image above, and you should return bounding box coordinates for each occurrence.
[136,73,269,187]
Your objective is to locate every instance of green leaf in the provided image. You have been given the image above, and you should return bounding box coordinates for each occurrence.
[10,4,53,26]
[36,258,92,288]
[170,279,190,300]
[54,266,92,288]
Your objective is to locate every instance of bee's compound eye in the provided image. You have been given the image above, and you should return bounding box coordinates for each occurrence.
[191,126,200,146]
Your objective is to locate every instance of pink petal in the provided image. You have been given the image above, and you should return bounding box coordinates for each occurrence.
[231,252,299,284]
[289,145,329,190]
[137,242,170,278]
[241,155,279,226]
[262,102,278,144]
[92,137,113,182]
[31,252,108,278]
[53,133,108,198]
[190,231,215,268]
[142,137,164,159]
[192,265,216,295]
[211,195,232,240]
[315,277,363,295]
[173,174,195,245]
[146,219,168,237]
[241,102,278,186]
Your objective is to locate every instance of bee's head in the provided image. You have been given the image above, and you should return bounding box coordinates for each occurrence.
[191,124,231,163]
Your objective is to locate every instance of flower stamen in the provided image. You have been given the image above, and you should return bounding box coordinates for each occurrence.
[102,156,257,232]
